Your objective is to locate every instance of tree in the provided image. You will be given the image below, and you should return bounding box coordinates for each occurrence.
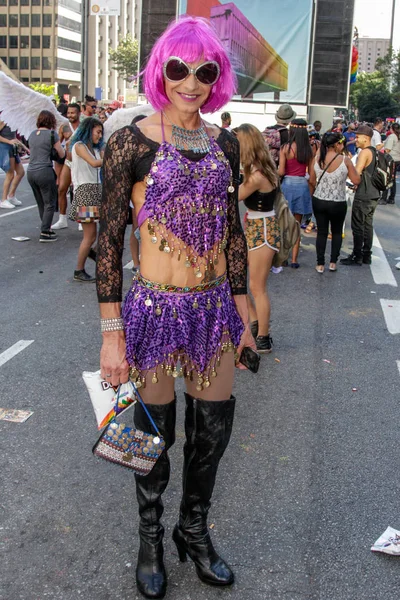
[349,71,400,121]
[376,47,400,92]
[28,83,59,103]
[109,34,139,82]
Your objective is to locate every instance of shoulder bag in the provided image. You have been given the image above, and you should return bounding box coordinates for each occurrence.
[93,381,166,476]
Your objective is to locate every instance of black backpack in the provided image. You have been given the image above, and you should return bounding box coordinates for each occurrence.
[371,149,395,192]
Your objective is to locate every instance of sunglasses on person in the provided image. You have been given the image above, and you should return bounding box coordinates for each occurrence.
[89,104,97,109]
[163,57,220,86]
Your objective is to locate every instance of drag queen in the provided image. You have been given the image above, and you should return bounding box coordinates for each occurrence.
[97,17,251,599]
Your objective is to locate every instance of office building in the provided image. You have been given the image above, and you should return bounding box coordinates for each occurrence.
[0,0,82,98]
[358,37,390,73]
[87,1,141,103]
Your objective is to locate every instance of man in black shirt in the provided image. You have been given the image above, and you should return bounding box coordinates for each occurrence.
[340,125,380,266]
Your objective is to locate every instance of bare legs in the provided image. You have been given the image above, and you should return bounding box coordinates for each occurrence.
[291,213,302,264]
[136,351,235,406]
[2,157,18,200]
[76,222,97,271]
[8,162,25,198]
[58,165,71,216]
[248,244,275,337]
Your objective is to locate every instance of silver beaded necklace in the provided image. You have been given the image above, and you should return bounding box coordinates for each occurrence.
[162,112,211,154]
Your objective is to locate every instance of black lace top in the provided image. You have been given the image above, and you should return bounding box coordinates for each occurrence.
[97,125,247,302]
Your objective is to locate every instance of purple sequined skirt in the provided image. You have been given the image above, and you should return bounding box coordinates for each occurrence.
[122,273,244,390]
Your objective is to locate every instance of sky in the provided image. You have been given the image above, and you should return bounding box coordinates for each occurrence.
[354,0,400,49]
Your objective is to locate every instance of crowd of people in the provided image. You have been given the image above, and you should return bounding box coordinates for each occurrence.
[0,15,398,599]
[1,89,397,334]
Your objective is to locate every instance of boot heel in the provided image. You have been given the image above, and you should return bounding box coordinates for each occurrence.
[172,529,188,562]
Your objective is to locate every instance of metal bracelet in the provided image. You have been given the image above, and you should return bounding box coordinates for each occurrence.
[100,317,124,333]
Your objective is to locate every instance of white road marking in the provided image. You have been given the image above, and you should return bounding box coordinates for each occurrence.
[0,205,36,219]
[0,340,34,367]
[380,300,400,334]
[371,233,397,287]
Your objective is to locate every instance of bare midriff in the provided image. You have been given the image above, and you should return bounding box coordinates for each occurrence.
[132,180,228,287]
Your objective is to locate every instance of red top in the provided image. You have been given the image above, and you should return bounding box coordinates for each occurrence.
[286,157,307,177]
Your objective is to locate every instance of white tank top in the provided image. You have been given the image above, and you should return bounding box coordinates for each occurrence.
[71,143,101,189]
[314,157,348,202]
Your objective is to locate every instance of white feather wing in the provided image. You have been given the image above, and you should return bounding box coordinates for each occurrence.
[103,104,154,142]
[0,72,68,138]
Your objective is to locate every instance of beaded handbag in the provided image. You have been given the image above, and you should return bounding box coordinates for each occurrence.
[92,383,165,476]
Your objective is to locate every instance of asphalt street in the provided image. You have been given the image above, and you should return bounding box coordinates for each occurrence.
[1,172,400,600]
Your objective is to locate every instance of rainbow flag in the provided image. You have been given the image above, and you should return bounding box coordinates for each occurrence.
[350,45,358,84]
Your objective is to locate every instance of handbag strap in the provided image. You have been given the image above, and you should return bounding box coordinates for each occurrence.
[315,153,340,189]
[115,382,162,438]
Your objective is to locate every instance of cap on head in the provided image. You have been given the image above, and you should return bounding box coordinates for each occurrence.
[275,104,297,125]
[356,124,373,138]
[109,100,120,110]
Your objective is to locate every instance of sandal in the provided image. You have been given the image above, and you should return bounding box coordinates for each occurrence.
[305,222,316,233]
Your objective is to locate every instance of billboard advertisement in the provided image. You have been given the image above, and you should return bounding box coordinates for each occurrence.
[179,0,314,104]
[90,0,120,16]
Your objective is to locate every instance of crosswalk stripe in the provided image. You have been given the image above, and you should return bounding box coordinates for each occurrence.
[0,340,34,367]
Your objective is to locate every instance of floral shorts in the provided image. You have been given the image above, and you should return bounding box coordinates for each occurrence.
[245,216,281,252]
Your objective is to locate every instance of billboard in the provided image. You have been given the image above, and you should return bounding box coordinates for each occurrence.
[179,0,314,104]
[91,0,120,16]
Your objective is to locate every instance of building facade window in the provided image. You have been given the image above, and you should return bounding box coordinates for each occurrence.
[20,56,29,69]
[20,0,29,4]
[56,15,81,33]
[9,0,18,5]
[42,56,51,69]
[0,0,7,6]
[31,56,40,69]
[9,14,18,27]
[9,36,18,48]
[32,14,41,27]
[42,35,51,48]
[21,36,29,48]
[20,14,29,27]
[0,56,7,64]
[0,15,6,26]
[9,56,18,70]
[32,36,41,49]
[57,57,81,72]
[0,37,7,48]
[58,0,81,13]
[32,0,41,5]
[21,77,30,82]
[43,14,52,27]
[57,36,81,52]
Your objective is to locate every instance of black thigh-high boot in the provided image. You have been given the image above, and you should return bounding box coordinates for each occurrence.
[172,393,235,586]
[135,397,176,599]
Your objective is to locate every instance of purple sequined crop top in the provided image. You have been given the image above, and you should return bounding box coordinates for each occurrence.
[97,124,247,303]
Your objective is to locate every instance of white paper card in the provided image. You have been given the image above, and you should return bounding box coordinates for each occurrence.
[371,526,400,555]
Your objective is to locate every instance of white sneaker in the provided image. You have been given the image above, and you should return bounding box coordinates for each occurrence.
[8,196,22,206]
[52,215,68,229]
[0,199,16,209]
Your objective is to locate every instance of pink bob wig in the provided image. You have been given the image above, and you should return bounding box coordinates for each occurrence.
[143,16,237,114]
